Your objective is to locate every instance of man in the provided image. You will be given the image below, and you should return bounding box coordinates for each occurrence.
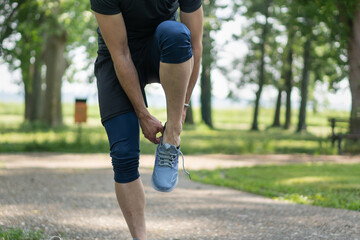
[90,0,203,239]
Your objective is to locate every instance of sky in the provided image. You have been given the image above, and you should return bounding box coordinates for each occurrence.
[0,4,352,112]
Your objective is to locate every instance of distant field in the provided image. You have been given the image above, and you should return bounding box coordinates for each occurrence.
[0,102,351,154]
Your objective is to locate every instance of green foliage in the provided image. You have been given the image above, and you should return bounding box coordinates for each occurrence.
[192,163,360,211]
[226,0,350,99]
[0,0,98,86]
[232,0,281,89]
[314,0,358,46]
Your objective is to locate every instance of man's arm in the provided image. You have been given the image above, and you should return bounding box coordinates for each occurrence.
[93,12,163,144]
[180,6,203,105]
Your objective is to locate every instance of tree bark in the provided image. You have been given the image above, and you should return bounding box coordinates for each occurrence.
[251,0,271,131]
[348,7,360,133]
[184,100,194,125]
[297,36,312,132]
[200,60,213,128]
[42,31,68,127]
[24,83,31,120]
[29,58,43,121]
[23,61,32,120]
[272,87,282,127]
[273,27,294,128]
[200,24,213,128]
[284,29,294,130]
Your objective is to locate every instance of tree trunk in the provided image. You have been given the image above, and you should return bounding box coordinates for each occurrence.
[42,31,68,127]
[348,7,360,133]
[23,62,32,121]
[251,87,262,131]
[29,58,43,121]
[272,87,282,127]
[24,84,31,120]
[200,24,213,128]
[200,61,213,128]
[23,57,44,122]
[284,28,294,129]
[297,36,312,132]
[184,100,194,125]
[251,0,270,131]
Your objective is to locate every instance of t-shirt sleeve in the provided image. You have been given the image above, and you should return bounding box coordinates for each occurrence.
[179,0,202,13]
[90,0,121,15]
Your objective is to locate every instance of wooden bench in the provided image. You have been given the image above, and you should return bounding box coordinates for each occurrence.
[328,117,360,154]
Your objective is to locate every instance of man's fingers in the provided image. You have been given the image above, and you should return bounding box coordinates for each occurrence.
[147,136,157,144]
[146,132,160,144]
[140,117,163,144]
[152,128,162,144]
[157,125,164,133]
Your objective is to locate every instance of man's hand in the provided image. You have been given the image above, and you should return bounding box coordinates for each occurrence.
[139,113,163,144]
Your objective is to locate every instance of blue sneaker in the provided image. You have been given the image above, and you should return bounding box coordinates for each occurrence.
[152,129,190,192]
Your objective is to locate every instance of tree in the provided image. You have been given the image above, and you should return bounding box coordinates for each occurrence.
[297,32,312,132]
[201,24,213,128]
[1,0,97,127]
[346,5,360,133]
[227,0,349,133]
[200,0,219,128]
[313,1,359,133]
[270,0,306,130]
[0,0,42,121]
[272,22,295,129]
[229,0,280,131]
[283,28,295,129]
[295,0,348,132]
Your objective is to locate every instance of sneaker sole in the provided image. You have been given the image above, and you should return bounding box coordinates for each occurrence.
[151,174,178,192]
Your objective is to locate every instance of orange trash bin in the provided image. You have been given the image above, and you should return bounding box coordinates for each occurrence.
[75,98,87,123]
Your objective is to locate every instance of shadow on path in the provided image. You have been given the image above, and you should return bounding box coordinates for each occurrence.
[1,167,360,240]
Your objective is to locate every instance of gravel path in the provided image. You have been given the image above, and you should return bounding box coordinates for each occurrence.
[0,153,360,240]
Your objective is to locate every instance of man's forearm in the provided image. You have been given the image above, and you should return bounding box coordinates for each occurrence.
[112,54,149,118]
[185,47,202,104]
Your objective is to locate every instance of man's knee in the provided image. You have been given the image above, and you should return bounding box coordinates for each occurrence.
[155,20,192,63]
[110,141,140,183]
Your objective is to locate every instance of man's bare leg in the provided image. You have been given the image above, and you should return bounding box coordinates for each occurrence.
[159,57,194,146]
[115,178,146,240]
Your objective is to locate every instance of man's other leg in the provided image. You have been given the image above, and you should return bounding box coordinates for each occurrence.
[115,178,146,240]
[150,21,193,192]
[160,59,193,146]
[103,112,146,240]
[153,20,194,146]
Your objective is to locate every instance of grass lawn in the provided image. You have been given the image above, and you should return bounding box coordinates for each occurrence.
[0,102,352,154]
[0,227,46,240]
[0,227,69,240]
[192,163,360,211]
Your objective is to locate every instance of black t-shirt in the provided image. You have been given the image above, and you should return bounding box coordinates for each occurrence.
[90,0,202,55]
[90,0,201,123]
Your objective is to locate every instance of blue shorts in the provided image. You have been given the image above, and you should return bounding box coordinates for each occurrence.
[101,20,192,183]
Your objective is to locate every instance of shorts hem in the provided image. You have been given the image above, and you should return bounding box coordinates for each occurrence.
[101,109,136,124]
[114,174,140,184]
[160,52,193,64]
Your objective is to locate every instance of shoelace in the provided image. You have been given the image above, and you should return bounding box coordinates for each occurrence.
[158,149,191,180]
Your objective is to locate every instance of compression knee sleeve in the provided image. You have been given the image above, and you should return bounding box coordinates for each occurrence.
[154,20,193,64]
[103,112,140,184]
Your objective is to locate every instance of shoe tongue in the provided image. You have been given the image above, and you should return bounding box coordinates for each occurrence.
[163,143,178,154]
